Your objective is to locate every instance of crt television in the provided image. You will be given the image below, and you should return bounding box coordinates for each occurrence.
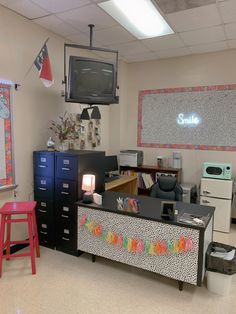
[67,56,118,105]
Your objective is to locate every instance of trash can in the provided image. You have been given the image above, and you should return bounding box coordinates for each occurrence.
[206,242,236,295]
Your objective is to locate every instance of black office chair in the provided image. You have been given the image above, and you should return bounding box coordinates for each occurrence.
[150,175,183,201]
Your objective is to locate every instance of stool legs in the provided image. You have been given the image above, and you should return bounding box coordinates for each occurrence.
[32,211,40,258]
[28,213,36,275]
[0,214,6,277]
[6,214,11,260]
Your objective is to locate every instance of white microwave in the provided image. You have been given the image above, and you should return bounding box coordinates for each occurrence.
[203,162,232,180]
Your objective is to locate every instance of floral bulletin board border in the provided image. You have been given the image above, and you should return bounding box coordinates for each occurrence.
[0,83,14,188]
[137,84,236,151]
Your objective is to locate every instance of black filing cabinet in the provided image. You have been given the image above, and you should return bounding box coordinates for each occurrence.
[34,150,105,255]
[55,150,105,255]
[33,151,55,248]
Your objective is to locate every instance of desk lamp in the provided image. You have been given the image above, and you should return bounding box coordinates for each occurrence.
[82,174,95,203]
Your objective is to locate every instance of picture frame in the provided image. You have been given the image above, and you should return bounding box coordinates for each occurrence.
[161,201,176,220]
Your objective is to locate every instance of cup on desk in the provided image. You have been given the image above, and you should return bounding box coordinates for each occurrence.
[157,156,164,168]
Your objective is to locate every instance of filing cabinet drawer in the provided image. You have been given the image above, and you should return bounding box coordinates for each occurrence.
[56,224,77,255]
[55,179,77,203]
[56,203,76,223]
[36,217,55,248]
[36,200,54,223]
[34,151,54,177]
[34,176,54,200]
[56,156,78,180]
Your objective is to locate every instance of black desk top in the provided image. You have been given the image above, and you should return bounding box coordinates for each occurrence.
[77,191,215,231]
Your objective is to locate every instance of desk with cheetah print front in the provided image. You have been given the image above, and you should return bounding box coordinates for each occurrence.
[77,191,214,291]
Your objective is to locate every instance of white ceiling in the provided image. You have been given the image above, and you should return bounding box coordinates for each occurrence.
[1,0,236,63]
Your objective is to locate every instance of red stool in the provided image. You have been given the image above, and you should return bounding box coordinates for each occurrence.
[0,201,40,277]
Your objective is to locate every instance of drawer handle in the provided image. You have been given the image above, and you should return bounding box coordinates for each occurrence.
[61,191,69,195]
[39,209,47,213]
[203,190,210,194]
[62,237,70,241]
[61,167,70,171]
[202,200,210,204]
[40,231,48,235]
[39,165,47,168]
[61,214,69,218]
[39,187,47,191]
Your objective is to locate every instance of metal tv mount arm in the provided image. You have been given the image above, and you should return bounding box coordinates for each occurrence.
[63,24,119,103]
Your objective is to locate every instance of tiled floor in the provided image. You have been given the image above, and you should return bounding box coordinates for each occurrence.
[1,225,236,314]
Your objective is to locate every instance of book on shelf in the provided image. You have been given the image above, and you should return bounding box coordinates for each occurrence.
[141,173,154,189]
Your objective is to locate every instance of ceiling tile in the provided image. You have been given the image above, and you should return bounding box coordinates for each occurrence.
[141,34,185,51]
[225,23,236,39]
[56,4,117,32]
[219,0,236,24]
[92,26,136,45]
[123,52,159,63]
[105,41,150,56]
[166,4,221,32]
[66,32,101,47]
[228,39,236,48]
[155,0,216,14]
[189,41,228,54]
[179,26,226,46]
[34,15,79,37]
[154,47,191,59]
[0,0,49,19]
[31,0,91,14]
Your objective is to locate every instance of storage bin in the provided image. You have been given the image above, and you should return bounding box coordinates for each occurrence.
[207,271,232,295]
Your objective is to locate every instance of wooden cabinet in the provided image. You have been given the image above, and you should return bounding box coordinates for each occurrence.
[120,165,182,196]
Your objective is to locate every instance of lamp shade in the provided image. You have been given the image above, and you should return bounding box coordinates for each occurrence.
[82,174,95,192]
[91,106,101,119]
[81,108,90,120]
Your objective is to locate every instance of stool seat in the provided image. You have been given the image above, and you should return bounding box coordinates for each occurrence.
[0,201,40,277]
[0,201,37,215]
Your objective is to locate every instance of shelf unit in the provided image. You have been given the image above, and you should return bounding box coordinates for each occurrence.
[120,165,182,196]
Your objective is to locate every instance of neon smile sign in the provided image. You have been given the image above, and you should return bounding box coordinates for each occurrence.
[177,113,201,127]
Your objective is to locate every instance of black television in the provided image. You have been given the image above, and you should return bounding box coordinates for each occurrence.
[67,56,118,105]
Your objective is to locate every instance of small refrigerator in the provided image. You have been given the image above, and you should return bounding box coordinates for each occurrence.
[200,178,233,233]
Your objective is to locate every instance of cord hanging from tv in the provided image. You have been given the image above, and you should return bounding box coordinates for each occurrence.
[63,24,119,105]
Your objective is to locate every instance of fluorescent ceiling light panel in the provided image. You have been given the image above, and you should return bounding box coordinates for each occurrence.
[99,0,174,39]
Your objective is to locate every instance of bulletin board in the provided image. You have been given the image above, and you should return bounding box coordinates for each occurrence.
[0,83,15,189]
[137,84,236,151]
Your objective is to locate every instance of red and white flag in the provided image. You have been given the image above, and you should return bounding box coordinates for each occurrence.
[34,44,53,87]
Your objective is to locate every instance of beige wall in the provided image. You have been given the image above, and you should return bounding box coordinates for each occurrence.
[121,50,236,185]
[0,6,111,238]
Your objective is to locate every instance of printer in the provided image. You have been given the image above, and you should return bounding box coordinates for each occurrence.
[119,150,143,167]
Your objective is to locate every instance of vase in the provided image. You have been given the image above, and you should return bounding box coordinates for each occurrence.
[58,140,69,151]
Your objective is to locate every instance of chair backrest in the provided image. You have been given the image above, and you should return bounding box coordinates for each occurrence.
[150,176,183,201]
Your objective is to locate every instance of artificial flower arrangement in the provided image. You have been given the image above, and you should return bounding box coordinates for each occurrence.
[49,112,78,143]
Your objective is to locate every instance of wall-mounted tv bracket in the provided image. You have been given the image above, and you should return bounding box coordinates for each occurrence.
[62,24,119,103]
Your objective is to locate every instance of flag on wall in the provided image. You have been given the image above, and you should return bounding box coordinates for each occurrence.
[34,44,53,88]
